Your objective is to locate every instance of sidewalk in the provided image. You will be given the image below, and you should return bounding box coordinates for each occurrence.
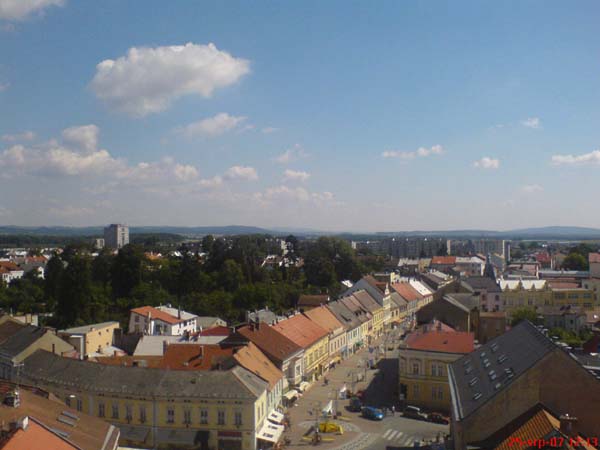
[283,335,388,449]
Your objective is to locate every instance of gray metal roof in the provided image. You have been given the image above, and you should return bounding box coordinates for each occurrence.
[60,321,119,335]
[444,293,480,311]
[326,301,361,331]
[462,276,502,293]
[0,326,48,358]
[21,350,267,400]
[448,321,555,421]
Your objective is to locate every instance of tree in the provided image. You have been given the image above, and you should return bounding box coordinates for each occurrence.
[510,307,540,326]
[44,254,64,306]
[111,245,144,299]
[562,253,588,271]
[56,255,94,327]
[92,249,113,289]
[218,260,244,292]
[201,234,215,254]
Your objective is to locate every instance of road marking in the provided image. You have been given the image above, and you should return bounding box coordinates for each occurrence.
[387,430,398,440]
[395,431,404,441]
[382,429,393,439]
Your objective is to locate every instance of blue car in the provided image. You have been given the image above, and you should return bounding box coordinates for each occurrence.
[361,406,384,420]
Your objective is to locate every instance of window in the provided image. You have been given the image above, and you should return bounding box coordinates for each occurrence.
[412,362,420,375]
[432,386,443,400]
[135,315,139,323]
[167,408,175,424]
[125,404,133,421]
[76,398,83,412]
[218,410,225,426]
[98,402,105,418]
[184,409,192,425]
[112,403,119,419]
[235,411,242,426]
[200,409,208,424]
[140,405,147,424]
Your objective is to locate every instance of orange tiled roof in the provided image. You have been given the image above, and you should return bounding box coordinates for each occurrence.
[1,417,78,450]
[237,324,302,364]
[431,256,457,265]
[271,314,329,349]
[390,283,423,302]
[494,407,560,450]
[405,327,474,354]
[589,253,600,264]
[548,281,581,290]
[304,306,344,333]
[233,342,283,389]
[131,306,183,325]
[161,344,233,370]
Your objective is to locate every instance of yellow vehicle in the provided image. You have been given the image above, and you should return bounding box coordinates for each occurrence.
[318,421,344,434]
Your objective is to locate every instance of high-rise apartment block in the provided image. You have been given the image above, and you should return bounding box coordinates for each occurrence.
[104,224,129,249]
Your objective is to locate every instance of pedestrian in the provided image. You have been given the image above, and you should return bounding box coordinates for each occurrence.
[391,405,395,416]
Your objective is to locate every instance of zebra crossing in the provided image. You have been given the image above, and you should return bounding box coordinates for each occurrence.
[381,428,420,447]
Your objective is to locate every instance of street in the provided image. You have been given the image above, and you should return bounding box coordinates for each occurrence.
[282,328,449,450]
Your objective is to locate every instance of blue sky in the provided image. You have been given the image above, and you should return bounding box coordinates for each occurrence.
[1,1,600,231]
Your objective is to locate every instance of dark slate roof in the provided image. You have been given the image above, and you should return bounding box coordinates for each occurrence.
[389,292,408,309]
[0,320,27,344]
[0,325,48,358]
[21,350,267,400]
[326,301,361,331]
[448,321,556,421]
[462,276,502,293]
[444,293,480,311]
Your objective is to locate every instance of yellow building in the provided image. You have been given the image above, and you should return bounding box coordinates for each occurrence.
[399,323,474,412]
[499,279,552,312]
[352,290,385,338]
[59,321,120,357]
[551,285,594,309]
[271,314,329,382]
[20,349,271,450]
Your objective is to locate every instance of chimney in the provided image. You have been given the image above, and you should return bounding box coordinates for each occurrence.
[559,414,578,437]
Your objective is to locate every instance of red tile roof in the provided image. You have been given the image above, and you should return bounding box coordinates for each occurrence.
[0,261,20,271]
[131,306,183,325]
[199,326,231,337]
[161,344,233,370]
[390,283,422,302]
[271,314,329,349]
[303,306,344,333]
[548,281,581,290]
[431,256,457,265]
[298,295,329,308]
[493,407,559,450]
[1,417,78,450]
[590,253,600,263]
[237,323,302,364]
[233,342,283,389]
[405,327,474,354]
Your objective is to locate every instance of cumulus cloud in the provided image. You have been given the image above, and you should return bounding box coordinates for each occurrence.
[382,145,444,159]
[173,164,199,181]
[521,184,543,194]
[473,157,500,169]
[551,150,600,166]
[177,113,246,138]
[283,169,310,182]
[90,42,250,117]
[255,186,337,207]
[62,124,99,153]
[224,165,258,181]
[198,176,223,188]
[2,130,35,142]
[0,0,64,21]
[521,117,541,129]
[275,144,308,164]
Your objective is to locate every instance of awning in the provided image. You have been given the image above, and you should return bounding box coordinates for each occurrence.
[267,410,284,424]
[257,422,284,443]
[284,389,298,400]
[298,381,310,392]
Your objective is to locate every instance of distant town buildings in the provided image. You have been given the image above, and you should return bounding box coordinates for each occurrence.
[103,224,129,249]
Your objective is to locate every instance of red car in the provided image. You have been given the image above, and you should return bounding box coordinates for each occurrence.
[427,412,449,425]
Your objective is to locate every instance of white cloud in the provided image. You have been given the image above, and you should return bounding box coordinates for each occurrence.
[255,185,337,206]
[48,205,94,218]
[224,165,258,181]
[283,169,310,182]
[275,144,308,164]
[382,145,444,160]
[0,0,64,21]
[177,113,246,138]
[90,42,250,117]
[2,130,35,142]
[262,127,278,134]
[198,176,223,188]
[173,164,199,181]
[521,184,543,194]
[521,117,541,129]
[473,157,500,169]
[551,150,600,166]
[62,124,99,153]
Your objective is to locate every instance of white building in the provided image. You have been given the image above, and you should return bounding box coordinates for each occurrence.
[128,305,198,335]
[103,224,129,249]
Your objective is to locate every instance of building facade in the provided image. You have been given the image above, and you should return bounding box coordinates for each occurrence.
[103,224,129,249]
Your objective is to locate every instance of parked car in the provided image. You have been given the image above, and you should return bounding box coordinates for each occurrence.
[403,405,426,421]
[361,406,384,421]
[348,397,362,412]
[427,412,449,424]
